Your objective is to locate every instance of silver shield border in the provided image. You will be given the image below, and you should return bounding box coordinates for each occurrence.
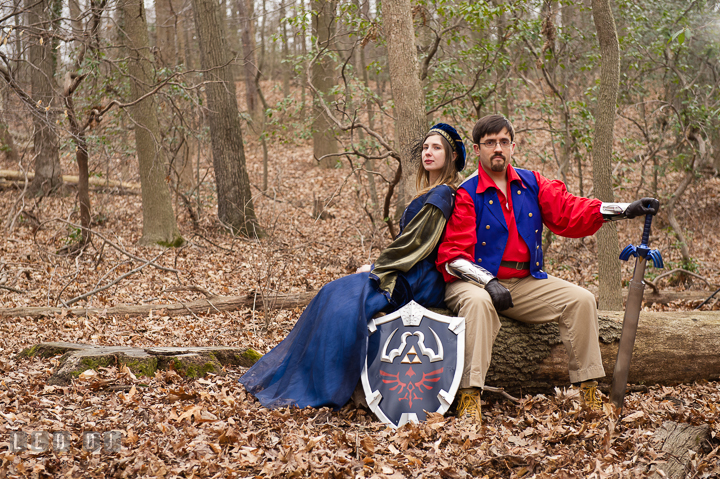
[361,300,465,428]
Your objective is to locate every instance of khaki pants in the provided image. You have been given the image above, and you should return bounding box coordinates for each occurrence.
[445,275,605,388]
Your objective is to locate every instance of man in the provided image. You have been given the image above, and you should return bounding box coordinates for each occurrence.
[436,114,659,421]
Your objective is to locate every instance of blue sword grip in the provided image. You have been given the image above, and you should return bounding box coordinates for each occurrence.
[641,214,653,246]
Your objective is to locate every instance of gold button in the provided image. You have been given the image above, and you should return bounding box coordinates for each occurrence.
[535,229,538,233]
[478,258,483,263]
[486,225,490,230]
[517,190,521,195]
[529,213,533,217]
[482,242,486,246]
[489,200,493,205]
[536,245,539,249]
[536,262,540,266]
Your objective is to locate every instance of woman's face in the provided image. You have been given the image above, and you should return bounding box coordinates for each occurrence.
[422,134,447,177]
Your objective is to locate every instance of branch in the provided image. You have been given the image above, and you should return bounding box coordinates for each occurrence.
[63,251,166,307]
[382,161,402,240]
[483,385,521,403]
[695,286,720,310]
[53,219,179,274]
[304,44,398,158]
[163,285,217,299]
[419,23,460,82]
[649,268,717,289]
[0,284,26,294]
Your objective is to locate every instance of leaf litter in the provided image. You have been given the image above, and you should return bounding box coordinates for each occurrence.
[1,125,719,477]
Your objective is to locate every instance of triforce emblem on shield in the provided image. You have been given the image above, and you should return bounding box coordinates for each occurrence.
[361,301,465,428]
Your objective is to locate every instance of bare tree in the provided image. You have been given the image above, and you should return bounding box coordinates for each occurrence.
[120,0,184,247]
[591,0,622,311]
[191,0,264,236]
[25,0,62,196]
[236,0,259,115]
[383,0,427,204]
[312,0,339,168]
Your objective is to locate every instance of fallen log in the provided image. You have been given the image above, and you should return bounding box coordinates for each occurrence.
[0,287,712,320]
[0,169,140,190]
[18,342,262,385]
[486,310,720,396]
[0,291,318,319]
[632,290,711,306]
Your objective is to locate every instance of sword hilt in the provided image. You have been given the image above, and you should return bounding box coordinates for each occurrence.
[640,214,652,247]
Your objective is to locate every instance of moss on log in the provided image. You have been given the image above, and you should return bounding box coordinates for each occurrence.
[20,342,262,385]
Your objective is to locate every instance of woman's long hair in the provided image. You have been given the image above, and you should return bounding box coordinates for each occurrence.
[414,133,463,197]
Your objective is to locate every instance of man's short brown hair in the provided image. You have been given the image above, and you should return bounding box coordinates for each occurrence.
[472,114,515,144]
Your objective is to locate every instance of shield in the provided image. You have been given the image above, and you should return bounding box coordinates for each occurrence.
[361,301,465,428]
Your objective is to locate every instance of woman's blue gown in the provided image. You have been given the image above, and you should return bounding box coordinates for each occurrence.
[239,185,455,409]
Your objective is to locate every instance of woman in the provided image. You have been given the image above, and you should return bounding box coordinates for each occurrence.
[240,123,466,410]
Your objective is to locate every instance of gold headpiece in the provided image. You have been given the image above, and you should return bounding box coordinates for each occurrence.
[427,128,457,151]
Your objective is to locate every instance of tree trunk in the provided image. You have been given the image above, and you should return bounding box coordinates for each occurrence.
[383,0,427,205]
[311,0,339,168]
[120,0,183,247]
[485,310,720,396]
[280,2,290,99]
[299,0,307,110]
[68,0,84,50]
[155,0,176,67]
[237,0,258,115]
[591,0,622,311]
[156,0,194,194]
[26,0,62,196]
[229,0,243,79]
[492,0,510,118]
[0,98,18,163]
[666,132,707,268]
[355,9,379,213]
[62,73,92,246]
[192,0,263,237]
[179,0,196,70]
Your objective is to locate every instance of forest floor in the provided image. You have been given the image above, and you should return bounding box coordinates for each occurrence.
[1,118,719,477]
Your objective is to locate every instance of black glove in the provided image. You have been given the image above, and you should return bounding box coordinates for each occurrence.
[485,278,514,311]
[625,197,660,219]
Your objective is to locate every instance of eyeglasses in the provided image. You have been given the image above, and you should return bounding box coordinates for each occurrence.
[479,139,512,149]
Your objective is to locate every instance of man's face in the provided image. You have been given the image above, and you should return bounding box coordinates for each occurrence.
[473,127,515,175]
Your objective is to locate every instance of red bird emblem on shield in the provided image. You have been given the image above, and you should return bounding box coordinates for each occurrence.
[379,367,443,408]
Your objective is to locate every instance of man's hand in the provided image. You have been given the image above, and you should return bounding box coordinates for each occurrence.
[625,198,660,218]
[485,279,513,311]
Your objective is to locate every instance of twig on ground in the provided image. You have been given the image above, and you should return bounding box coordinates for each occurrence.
[648,268,717,290]
[205,298,222,314]
[483,385,521,403]
[0,284,25,294]
[54,219,180,274]
[64,251,166,307]
[645,280,660,294]
[163,285,217,299]
[695,286,720,310]
[191,234,235,253]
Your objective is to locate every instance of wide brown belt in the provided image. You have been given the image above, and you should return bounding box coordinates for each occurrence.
[500,260,530,270]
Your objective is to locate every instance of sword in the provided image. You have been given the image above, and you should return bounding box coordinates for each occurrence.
[609,214,664,412]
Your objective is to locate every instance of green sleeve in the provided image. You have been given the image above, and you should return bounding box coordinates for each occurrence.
[371,204,447,297]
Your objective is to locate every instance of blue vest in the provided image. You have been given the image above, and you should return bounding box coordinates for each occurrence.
[459,168,547,279]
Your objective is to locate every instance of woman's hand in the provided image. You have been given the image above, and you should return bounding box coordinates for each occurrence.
[356,264,372,274]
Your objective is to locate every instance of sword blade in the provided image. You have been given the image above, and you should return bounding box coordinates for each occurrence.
[609,256,647,412]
